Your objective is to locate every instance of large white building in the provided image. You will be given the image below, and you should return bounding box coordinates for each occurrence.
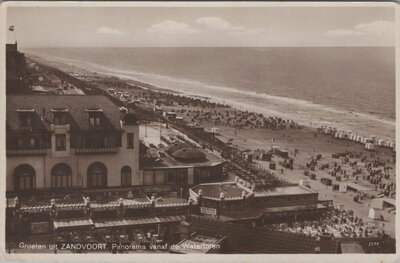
[6,94,140,193]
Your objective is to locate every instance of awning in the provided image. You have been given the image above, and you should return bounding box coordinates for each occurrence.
[94,220,127,228]
[53,218,93,230]
[157,215,186,223]
[93,215,186,228]
[124,217,160,226]
[262,204,321,213]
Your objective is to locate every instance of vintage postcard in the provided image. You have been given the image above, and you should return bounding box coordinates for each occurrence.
[0,1,398,262]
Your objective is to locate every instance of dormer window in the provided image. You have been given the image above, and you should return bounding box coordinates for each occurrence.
[86,108,103,128]
[20,116,32,127]
[51,109,68,125]
[89,116,101,127]
[17,109,35,129]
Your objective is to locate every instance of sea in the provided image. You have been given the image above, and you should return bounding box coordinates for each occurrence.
[25,47,396,141]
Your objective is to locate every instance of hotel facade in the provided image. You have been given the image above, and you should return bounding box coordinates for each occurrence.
[6,95,140,194]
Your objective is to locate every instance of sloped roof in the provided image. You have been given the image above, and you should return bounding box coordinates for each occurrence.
[189,217,321,253]
[7,95,125,131]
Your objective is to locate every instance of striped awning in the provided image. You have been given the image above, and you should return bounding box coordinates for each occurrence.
[93,215,186,228]
[157,215,186,223]
[94,219,127,228]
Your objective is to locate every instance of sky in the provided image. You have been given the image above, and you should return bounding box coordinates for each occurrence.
[5,5,396,48]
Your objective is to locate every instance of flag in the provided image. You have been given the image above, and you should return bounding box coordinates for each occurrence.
[9,25,14,31]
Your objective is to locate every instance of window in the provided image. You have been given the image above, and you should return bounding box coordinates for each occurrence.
[177,169,188,184]
[19,114,32,128]
[51,163,72,189]
[87,162,107,188]
[166,170,177,185]
[143,170,154,186]
[89,115,101,127]
[121,166,132,187]
[55,134,66,151]
[155,170,166,185]
[127,133,134,149]
[13,164,36,191]
[53,113,67,125]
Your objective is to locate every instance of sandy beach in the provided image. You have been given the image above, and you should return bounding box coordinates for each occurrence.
[26,54,396,238]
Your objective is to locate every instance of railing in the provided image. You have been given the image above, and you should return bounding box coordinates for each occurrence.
[6,148,47,156]
[17,126,33,131]
[75,147,118,154]
[51,124,70,131]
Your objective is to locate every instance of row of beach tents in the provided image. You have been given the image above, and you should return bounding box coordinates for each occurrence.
[319,125,395,152]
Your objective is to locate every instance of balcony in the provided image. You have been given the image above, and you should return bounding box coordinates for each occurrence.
[18,126,33,132]
[51,124,70,131]
[75,147,118,155]
[7,148,47,156]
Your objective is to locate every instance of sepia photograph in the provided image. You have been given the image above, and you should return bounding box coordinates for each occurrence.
[1,1,398,261]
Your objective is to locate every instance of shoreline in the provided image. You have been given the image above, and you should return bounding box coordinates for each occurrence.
[27,52,395,142]
[18,56,397,238]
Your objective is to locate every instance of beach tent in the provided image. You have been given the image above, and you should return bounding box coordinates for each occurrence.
[365,143,375,151]
[344,182,373,194]
[368,208,381,220]
[336,203,344,211]
[371,197,396,210]
[338,184,347,193]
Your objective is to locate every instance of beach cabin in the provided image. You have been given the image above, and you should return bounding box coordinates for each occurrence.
[338,184,347,193]
[243,152,253,162]
[269,162,276,170]
[261,153,272,161]
[164,111,177,121]
[365,143,375,151]
[364,138,372,144]
[154,106,163,114]
[377,139,385,147]
[271,145,280,155]
[280,150,289,159]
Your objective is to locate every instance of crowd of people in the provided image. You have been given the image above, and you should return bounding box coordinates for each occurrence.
[180,108,302,130]
[264,209,386,239]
